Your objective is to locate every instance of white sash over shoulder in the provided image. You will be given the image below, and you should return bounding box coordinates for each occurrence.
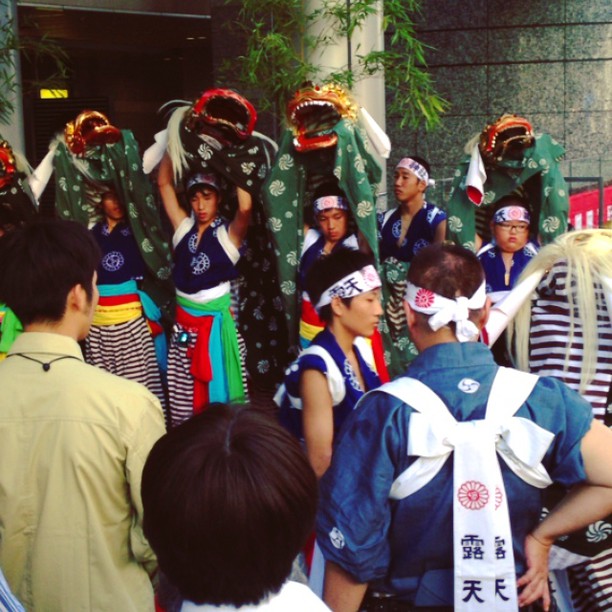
[381,367,554,611]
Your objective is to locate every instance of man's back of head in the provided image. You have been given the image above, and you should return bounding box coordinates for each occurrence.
[405,243,489,345]
[142,403,319,608]
[408,242,484,301]
[0,218,100,327]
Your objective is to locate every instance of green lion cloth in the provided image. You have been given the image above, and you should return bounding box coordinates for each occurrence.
[53,130,174,310]
[379,257,419,378]
[446,133,569,250]
[262,118,382,352]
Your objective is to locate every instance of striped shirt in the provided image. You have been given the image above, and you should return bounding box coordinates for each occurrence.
[528,261,612,418]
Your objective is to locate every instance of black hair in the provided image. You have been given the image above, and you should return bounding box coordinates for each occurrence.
[141,403,318,607]
[305,248,376,323]
[312,180,345,201]
[0,218,101,325]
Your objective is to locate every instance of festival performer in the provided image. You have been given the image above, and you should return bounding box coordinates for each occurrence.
[447,114,568,252]
[298,182,359,348]
[379,156,446,263]
[263,83,383,361]
[478,196,539,303]
[378,155,446,375]
[86,188,165,404]
[0,138,38,360]
[510,229,612,610]
[158,154,251,426]
[317,243,612,612]
[31,110,174,398]
[278,248,383,478]
[149,89,288,397]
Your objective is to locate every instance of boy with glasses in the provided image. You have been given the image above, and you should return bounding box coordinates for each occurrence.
[478,196,539,304]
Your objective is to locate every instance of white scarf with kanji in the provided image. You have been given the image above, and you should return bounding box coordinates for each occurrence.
[382,367,554,611]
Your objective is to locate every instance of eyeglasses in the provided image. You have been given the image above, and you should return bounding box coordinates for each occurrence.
[497,222,529,233]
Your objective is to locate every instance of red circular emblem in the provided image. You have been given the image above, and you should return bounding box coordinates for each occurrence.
[508,206,524,220]
[362,266,379,287]
[415,288,435,309]
[457,480,490,510]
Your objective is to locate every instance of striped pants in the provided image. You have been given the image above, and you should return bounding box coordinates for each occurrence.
[166,321,248,428]
[85,316,165,406]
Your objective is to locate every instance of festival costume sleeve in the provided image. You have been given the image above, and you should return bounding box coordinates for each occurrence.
[528,376,593,487]
[316,391,409,582]
[446,134,569,250]
[431,205,447,230]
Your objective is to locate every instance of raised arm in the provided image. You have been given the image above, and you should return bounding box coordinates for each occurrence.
[228,186,252,249]
[518,420,612,609]
[157,153,187,232]
[300,369,335,479]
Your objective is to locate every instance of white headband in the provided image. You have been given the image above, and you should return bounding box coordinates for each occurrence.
[396,157,435,188]
[315,265,381,313]
[313,195,349,215]
[404,281,487,342]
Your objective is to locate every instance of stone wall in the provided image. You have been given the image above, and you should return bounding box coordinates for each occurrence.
[385,0,612,206]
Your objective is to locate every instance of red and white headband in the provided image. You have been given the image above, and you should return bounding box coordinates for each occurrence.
[396,158,435,187]
[404,281,487,342]
[315,265,381,313]
[492,205,530,224]
[313,195,349,215]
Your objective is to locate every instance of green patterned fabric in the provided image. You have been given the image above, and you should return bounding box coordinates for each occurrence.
[379,258,419,378]
[262,118,382,352]
[446,133,569,250]
[53,131,174,309]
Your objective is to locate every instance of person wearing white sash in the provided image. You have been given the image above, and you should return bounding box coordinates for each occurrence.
[317,243,612,612]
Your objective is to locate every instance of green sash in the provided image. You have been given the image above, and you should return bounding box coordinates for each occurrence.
[176,294,246,403]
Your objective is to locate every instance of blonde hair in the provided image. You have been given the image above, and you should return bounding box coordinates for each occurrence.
[510,229,612,395]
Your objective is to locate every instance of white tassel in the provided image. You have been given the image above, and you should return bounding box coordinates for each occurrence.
[27,142,57,202]
[166,105,191,183]
[142,129,169,175]
[466,143,486,205]
[359,106,391,159]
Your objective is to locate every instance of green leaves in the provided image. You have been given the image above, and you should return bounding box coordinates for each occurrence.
[221,0,448,130]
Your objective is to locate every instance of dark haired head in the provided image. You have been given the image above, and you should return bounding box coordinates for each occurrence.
[141,403,318,607]
[312,180,344,201]
[0,218,101,325]
[305,248,375,323]
[493,194,529,212]
[407,243,485,331]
